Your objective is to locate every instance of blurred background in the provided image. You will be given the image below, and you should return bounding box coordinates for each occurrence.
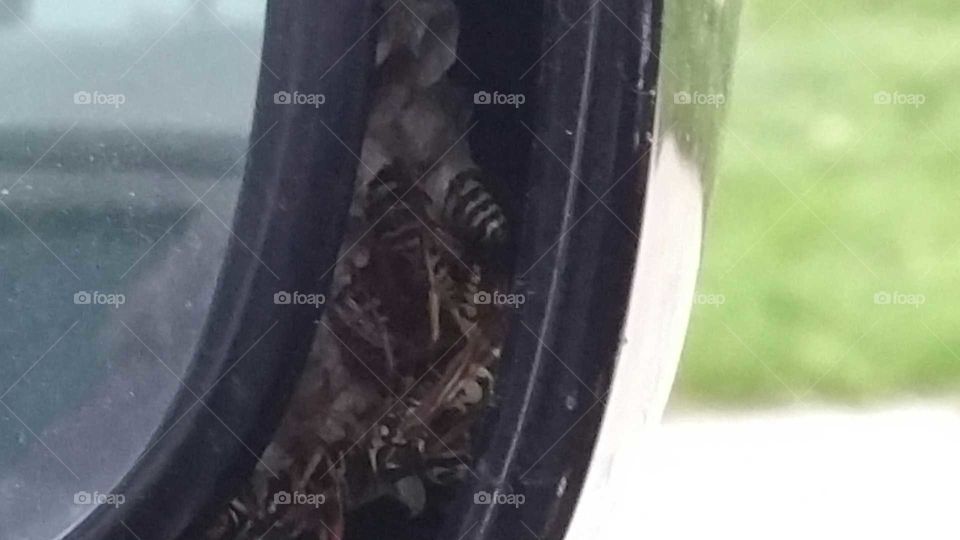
[643,1,960,538]
[677,0,960,408]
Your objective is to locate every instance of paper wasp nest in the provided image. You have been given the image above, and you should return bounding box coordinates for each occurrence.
[206,0,510,538]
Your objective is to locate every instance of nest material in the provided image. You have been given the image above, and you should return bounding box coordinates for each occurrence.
[206,1,511,538]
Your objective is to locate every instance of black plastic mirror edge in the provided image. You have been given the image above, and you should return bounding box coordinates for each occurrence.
[442,0,662,538]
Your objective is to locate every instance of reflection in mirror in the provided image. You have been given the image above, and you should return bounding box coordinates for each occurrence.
[0,1,266,537]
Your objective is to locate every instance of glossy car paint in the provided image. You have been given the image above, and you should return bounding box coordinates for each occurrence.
[566,0,741,537]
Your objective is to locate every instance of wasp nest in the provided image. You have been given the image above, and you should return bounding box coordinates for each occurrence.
[206,1,510,538]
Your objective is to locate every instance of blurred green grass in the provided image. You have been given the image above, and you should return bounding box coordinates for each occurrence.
[674,0,960,405]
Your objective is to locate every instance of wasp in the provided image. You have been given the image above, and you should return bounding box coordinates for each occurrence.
[207,156,510,540]
[206,3,513,532]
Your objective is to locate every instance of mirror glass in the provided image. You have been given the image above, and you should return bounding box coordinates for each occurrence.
[0,1,266,536]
